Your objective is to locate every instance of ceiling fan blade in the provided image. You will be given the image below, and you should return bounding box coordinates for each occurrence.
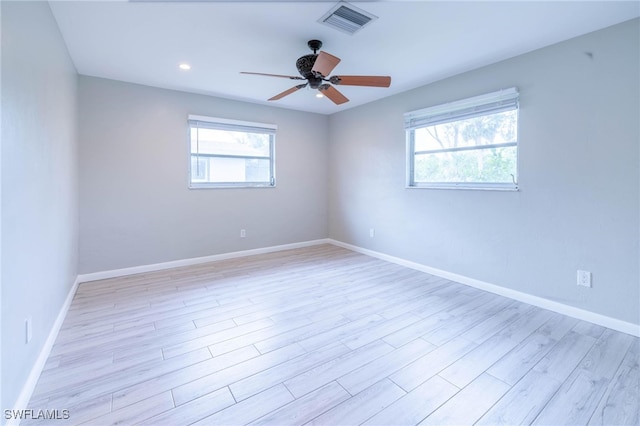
[268,84,308,101]
[319,84,349,105]
[312,51,341,77]
[241,72,305,80]
[330,75,392,87]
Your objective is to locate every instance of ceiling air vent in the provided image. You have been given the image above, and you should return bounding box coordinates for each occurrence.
[318,2,378,35]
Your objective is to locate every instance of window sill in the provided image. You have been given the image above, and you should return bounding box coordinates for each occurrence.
[406,183,519,191]
[189,183,276,190]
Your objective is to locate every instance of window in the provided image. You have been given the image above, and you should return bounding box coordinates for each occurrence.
[188,115,276,188]
[405,88,519,190]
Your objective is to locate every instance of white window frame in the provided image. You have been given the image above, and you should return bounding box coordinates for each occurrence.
[405,88,519,191]
[188,114,276,189]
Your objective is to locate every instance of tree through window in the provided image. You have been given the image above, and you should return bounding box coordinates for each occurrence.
[405,88,519,190]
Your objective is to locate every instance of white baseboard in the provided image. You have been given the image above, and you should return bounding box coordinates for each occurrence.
[77,239,331,284]
[8,276,80,426]
[328,239,640,337]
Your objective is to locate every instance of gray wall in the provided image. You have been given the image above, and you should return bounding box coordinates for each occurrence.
[78,77,328,274]
[328,19,640,325]
[1,1,78,412]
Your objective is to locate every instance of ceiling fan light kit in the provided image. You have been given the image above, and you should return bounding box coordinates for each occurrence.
[241,39,391,106]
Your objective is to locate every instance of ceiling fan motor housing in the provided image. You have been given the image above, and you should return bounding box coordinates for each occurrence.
[296,54,323,88]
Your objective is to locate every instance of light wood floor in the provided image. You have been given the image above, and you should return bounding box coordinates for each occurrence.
[26,244,639,425]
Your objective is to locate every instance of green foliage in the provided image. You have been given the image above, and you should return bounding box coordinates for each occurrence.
[414,109,517,183]
[415,146,516,183]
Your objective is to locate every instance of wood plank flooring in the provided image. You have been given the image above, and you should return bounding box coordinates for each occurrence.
[25,244,639,425]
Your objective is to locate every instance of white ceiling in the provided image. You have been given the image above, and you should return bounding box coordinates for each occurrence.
[49,1,639,115]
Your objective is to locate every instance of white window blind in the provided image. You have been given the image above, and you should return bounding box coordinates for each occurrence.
[404,87,519,130]
[188,115,277,135]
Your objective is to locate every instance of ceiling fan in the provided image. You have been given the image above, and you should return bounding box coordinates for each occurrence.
[241,40,391,105]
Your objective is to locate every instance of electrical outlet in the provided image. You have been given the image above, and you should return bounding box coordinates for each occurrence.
[25,317,32,344]
[577,270,592,288]
[369,228,375,238]
[240,229,246,238]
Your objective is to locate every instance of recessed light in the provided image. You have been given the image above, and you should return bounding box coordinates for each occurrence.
[179,63,191,70]
[316,92,324,98]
